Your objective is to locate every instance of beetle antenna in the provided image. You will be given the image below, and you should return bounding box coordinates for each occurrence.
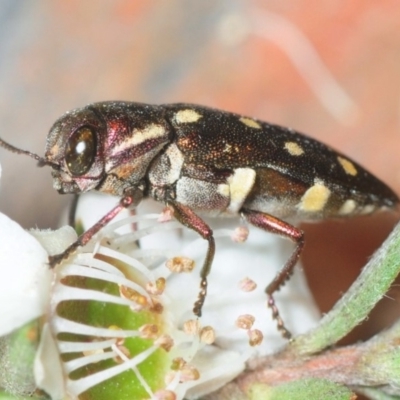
[0,137,59,169]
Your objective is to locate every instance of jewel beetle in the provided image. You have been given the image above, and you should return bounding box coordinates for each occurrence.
[0,101,398,338]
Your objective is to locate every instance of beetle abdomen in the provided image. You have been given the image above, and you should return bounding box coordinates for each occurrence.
[243,167,397,222]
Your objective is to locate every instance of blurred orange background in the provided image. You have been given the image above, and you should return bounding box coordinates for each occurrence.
[0,0,399,354]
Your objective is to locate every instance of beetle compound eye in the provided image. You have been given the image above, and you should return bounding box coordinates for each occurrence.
[65,126,96,176]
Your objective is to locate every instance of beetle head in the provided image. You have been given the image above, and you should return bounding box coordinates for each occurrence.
[45,105,106,194]
[46,102,172,196]
[0,106,108,195]
[0,102,172,197]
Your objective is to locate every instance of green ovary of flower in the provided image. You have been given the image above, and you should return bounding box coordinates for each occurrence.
[56,256,169,400]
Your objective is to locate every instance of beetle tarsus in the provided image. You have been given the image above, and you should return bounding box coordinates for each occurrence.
[193,279,208,317]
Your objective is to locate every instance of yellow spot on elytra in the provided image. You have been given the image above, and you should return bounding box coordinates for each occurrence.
[337,156,357,176]
[299,180,331,212]
[174,109,202,124]
[284,141,304,156]
[239,117,262,129]
[338,199,357,215]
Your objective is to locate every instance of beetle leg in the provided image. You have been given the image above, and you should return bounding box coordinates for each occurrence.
[242,209,305,339]
[68,194,80,228]
[168,201,215,317]
[49,194,136,268]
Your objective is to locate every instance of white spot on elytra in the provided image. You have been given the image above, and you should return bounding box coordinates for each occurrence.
[239,117,261,129]
[360,204,375,215]
[226,168,256,213]
[174,109,202,124]
[111,124,167,155]
[299,179,331,212]
[284,141,304,156]
[165,143,184,183]
[338,199,357,215]
[217,183,230,198]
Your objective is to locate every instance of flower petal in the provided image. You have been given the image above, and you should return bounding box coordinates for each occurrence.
[184,347,247,399]
[30,225,78,256]
[34,323,66,400]
[0,213,50,336]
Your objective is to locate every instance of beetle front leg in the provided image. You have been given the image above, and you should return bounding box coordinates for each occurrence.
[68,194,80,228]
[168,201,215,317]
[49,191,140,268]
[243,209,305,339]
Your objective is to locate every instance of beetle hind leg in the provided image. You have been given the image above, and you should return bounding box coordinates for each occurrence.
[243,209,305,339]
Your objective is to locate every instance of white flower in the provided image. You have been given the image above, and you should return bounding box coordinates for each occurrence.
[0,212,51,337]
[0,189,320,400]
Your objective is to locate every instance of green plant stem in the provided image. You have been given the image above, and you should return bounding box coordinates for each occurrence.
[291,221,400,355]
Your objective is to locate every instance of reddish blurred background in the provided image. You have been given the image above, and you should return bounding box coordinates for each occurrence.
[0,0,399,377]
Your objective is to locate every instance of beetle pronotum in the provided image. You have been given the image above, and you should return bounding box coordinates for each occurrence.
[1,101,398,338]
